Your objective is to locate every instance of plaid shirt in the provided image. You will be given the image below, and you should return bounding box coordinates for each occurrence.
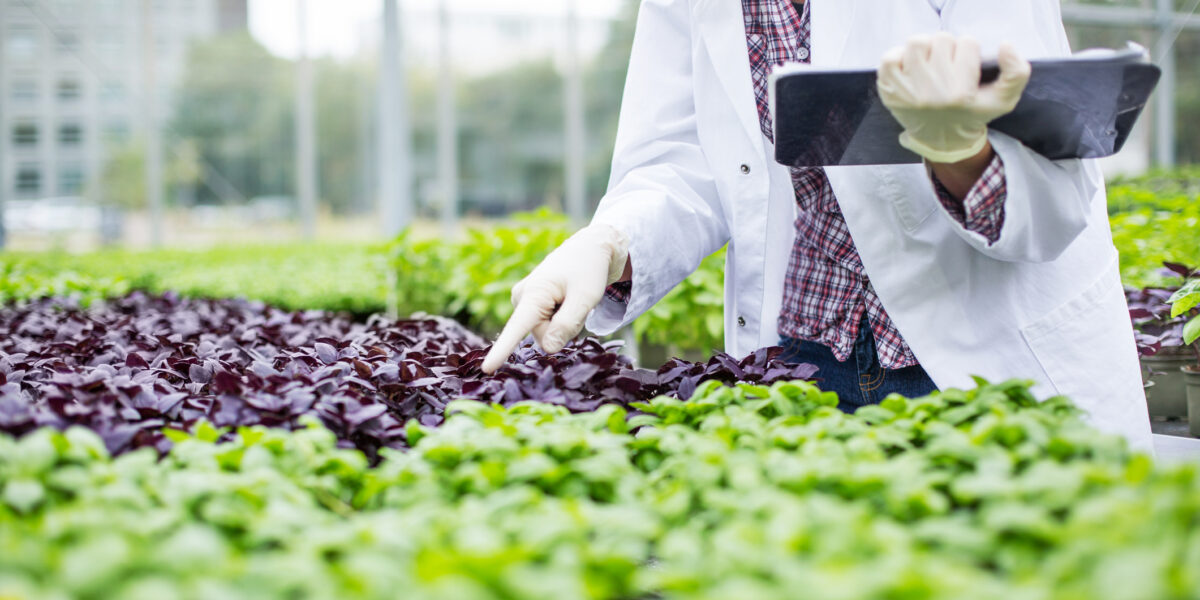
[747,0,1007,369]
[608,0,1007,369]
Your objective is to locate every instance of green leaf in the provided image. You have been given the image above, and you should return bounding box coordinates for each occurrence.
[193,421,227,443]
[238,426,266,447]
[162,427,192,443]
[1184,315,1200,346]
[1169,292,1200,318]
[3,478,45,513]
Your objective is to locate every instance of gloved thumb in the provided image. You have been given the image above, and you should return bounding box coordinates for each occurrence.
[975,43,1030,115]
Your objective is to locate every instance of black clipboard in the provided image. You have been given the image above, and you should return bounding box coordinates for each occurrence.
[770,44,1161,167]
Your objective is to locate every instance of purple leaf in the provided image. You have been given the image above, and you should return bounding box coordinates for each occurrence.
[314,342,338,365]
[561,363,601,388]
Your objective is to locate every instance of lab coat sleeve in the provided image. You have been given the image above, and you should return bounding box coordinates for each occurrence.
[923,1,1103,264]
[585,0,730,336]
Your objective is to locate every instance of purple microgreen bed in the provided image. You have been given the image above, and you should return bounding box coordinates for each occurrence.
[0,293,816,460]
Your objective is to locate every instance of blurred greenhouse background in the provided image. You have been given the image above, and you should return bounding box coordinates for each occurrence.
[0,0,1196,251]
[0,0,633,250]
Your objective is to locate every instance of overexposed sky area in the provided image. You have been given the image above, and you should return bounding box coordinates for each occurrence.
[249,0,625,59]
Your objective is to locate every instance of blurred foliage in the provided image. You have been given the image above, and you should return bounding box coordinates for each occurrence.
[388,210,571,330]
[387,211,727,351]
[95,139,205,210]
[635,250,726,354]
[1107,168,1200,287]
[0,244,389,317]
[150,1,640,220]
[0,262,129,308]
[170,33,295,207]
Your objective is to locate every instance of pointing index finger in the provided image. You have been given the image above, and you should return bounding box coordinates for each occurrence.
[481,298,552,374]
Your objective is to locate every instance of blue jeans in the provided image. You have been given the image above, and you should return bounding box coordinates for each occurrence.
[778,320,938,414]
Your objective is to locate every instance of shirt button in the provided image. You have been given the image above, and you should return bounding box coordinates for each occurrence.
[797,47,810,61]
[739,164,751,175]
[737,316,747,327]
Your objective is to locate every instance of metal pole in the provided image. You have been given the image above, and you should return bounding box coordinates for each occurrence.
[1153,0,1177,167]
[378,0,413,237]
[0,23,7,250]
[295,0,318,238]
[140,0,164,247]
[563,0,587,226]
[436,0,458,238]
[357,66,374,215]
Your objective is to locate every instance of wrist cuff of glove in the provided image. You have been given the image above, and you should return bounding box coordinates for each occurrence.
[898,131,990,165]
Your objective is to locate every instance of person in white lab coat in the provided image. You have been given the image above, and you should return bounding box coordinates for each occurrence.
[481,0,1152,451]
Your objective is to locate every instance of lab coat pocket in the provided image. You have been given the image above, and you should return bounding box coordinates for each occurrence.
[1019,264,1146,437]
[880,166,937,233]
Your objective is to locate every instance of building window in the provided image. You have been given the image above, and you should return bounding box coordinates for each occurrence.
[11,79,38,103]
[16,165,42,197]
[12,123,39,147]
[5,25,39,60]
[58,164,85,195]
[101,81,125,103]
[59,123,83,146]
[57,78,82,102]
[56,31,80,55]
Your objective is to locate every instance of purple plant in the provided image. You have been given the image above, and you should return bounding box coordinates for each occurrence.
[1126,262,1199,357]
[0,293,817,460]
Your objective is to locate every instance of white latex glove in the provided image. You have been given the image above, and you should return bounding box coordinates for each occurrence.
[877,34,1031,164]
[480,223,630,374]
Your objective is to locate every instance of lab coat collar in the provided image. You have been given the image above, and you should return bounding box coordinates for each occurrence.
[692,0,861,161]
[693,0,766,161]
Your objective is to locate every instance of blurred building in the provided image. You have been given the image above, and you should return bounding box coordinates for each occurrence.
[0,0,247,204]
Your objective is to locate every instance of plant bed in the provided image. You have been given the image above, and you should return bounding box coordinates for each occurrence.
[3,378,1200,599]
[0,293,816,461]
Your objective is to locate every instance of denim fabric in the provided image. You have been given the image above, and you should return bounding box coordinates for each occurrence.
[778,319,938,414]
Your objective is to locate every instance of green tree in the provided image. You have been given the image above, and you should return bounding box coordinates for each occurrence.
[169,32,293,205]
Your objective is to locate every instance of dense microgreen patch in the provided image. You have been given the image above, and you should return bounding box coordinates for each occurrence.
[0,243,390,316]
[2,379,1198,600]
[0,293,814,461]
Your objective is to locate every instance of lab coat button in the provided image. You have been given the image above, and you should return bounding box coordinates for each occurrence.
[739,164,751,175]
[737,316,746,327]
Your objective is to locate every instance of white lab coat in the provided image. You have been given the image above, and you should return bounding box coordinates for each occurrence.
[585,0,1152,450]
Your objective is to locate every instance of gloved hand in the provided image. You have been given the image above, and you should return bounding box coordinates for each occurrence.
[877,33,1031,164]
[481,223,630,374]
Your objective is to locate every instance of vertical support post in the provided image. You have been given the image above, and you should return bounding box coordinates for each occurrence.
[379,0,413,237]
[357,69,374,215]
[1154,0,1177,167]
[436,0,458,238]
[0,24,7,250]
[295,0,318,239]
[141,0,164,247]
[563,0,587,227]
